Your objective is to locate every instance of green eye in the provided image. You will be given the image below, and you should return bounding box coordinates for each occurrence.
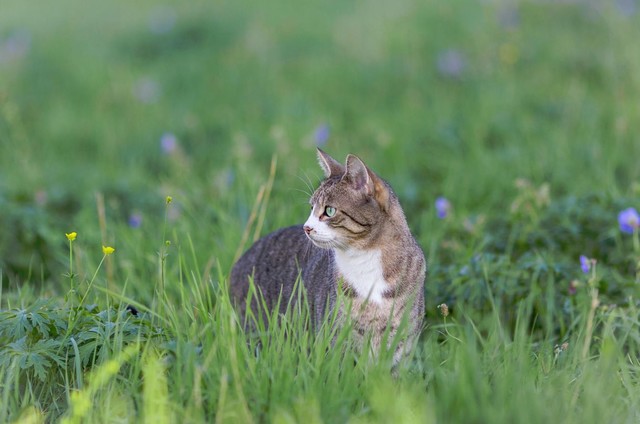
[325,206,336,217]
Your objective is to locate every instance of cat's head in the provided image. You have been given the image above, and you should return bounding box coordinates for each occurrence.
[303,149,403,250]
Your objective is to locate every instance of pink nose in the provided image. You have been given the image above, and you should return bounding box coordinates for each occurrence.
[303,225,312,235]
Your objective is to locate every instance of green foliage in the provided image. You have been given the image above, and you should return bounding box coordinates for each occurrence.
[1,0,640,422]
[0,300,167,418]
[0,190,76,286]
[429,188,640,337]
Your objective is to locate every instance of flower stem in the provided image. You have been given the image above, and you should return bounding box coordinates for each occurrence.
[79,255,107,308]
[570,260,600,408]
[580,286,599,362]
[63,254,108,346]
[69,240,74,292]
[157,197,172,310]
[443,316,462,343]
[634,228,640,283]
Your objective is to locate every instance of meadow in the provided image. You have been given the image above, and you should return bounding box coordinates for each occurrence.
[1,0,640,422]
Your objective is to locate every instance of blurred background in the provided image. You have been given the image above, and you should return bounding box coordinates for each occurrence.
[1,0,639,307]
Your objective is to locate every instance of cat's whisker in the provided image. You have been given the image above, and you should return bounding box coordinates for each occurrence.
[303,237,313,259]
[295,172,317,198]
[335,240,351,251]
[290,187,314,202]
[303,171,318,192]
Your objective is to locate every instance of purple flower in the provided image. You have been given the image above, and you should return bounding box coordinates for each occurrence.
[160,132,178,154]
[128,212,143,228]
[0,30,31,65]
[435,197,451,219]
[498,6,520,30]
[314,124,330,147]
[436,49,466,79]
[616,0,637,17]
[579,255,590,274]
[133,77,160,104]
[618,207,640,234]
[148,6,177,34]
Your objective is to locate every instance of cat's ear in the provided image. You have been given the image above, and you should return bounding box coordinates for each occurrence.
[317,148,344,178]
[344,154,390,211]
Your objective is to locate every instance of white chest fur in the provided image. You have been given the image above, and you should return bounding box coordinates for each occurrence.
[334,248,389,304]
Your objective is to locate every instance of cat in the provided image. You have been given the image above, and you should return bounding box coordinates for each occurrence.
[230,149,426,365]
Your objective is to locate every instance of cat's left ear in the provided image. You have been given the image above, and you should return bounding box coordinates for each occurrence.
[317,148,345,178]
[344,155,390,211]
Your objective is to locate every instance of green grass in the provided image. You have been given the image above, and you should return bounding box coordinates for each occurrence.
[1,0,640,422]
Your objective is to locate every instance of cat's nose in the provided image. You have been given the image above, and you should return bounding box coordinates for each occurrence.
[303,225,313,235]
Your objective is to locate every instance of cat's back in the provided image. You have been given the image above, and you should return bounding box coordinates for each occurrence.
[230,225,334,322]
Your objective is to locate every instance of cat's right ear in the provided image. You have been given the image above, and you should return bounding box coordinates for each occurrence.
[317,148,345,178]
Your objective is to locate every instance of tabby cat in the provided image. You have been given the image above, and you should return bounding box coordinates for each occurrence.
[230,149,426,364]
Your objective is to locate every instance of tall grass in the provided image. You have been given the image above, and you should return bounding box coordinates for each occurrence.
[2,0,640,422]
[2,187,639,423]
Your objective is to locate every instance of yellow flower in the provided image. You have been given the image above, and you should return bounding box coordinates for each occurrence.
[102,246,115,255]
[65,232,77,241]
[166,196,172,204]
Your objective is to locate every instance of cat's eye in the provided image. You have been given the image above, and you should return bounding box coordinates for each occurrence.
[324,206,337,217]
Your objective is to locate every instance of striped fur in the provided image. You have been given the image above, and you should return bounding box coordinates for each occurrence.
[230,149,426,365]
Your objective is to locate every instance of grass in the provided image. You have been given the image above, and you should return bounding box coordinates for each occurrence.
[1,0,640,422]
